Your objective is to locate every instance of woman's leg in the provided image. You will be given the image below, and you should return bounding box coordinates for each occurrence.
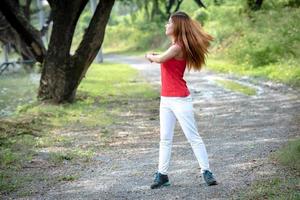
[158,98,176,175]
[172,97,210,173]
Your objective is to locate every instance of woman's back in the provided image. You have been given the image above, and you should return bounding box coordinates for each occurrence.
[161,57,189,97]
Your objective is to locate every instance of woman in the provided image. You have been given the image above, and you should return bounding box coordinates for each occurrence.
[145,11,217,189]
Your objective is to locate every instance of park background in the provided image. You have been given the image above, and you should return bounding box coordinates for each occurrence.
[0,0,299,199]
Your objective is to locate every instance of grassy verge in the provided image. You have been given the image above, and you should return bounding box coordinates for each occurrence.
[238,139,300,199]
[206,56,300,88]
[103,47,165,57]
[274,139,300,171]
[0,62,158,197]
[214,79,257,96]
[103,48,147,56]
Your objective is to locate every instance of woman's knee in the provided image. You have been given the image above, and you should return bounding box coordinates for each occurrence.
[187,137,204,146]
[160,138,173,146]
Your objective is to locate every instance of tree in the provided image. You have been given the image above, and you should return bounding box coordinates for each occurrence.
[213,0,224,6]
[1,0,115,103]
[165,0,207,19]
[166,0,184,18]
[193,0,206,8]
[247,0,264,11]
[38,0,115,103]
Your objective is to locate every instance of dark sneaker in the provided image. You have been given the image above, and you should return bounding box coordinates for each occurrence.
[150,172,170,189]
[202,170,218,186]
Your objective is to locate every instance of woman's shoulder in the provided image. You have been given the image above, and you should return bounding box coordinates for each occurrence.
[170,43,184,61]
[171,43,183,50]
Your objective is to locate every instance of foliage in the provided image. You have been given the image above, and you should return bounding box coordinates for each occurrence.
[227,7,300,67]
[103,7,167,53]
[192,8,209,25]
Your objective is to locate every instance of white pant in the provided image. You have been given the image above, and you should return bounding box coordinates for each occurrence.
[158,95,210,174]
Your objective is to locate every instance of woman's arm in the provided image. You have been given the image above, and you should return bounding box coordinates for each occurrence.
[145,45,181,63]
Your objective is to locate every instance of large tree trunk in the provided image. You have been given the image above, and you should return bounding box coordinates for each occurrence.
[38,0,115,103]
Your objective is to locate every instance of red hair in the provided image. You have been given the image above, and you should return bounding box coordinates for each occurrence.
[171,11,213,71]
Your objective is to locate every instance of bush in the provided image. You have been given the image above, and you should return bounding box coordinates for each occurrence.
[193,8,209,25]
[226,7,300,67]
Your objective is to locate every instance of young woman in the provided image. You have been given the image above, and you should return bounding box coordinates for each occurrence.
[145,11,217,189]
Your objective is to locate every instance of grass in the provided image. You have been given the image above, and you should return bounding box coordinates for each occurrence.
[273,139,300,172]
[104,48,148,56]
[241,177,300,199]
[238,139,300,199]
[0,72,39,117]
[57,174,80,182]
[214,79,257,96]
[206,57,300,88]
[0,62,158,196]
[48,148,95,164]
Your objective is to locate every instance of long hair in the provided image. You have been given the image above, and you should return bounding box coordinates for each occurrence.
[171,11,213,71]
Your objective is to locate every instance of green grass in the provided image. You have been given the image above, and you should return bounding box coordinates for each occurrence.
[0,72,39,117]
[57,174,80,182]
[206,58,300,88]
[104,49,148,56]
[214,79,257,96]
[48,148,95,164]
[16,62,157,128]
[0,62,158,196]
[238,139,300,199]
[240,177,300,199]
[273,139,300,171]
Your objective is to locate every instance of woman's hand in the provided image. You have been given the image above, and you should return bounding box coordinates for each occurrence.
[145,53,158,63]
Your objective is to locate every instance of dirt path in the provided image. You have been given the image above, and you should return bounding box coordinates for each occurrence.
[26,55,299,199]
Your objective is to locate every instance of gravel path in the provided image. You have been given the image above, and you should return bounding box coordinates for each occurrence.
[26,55,299,200]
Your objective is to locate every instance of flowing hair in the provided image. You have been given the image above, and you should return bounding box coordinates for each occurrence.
[171,11,213,71]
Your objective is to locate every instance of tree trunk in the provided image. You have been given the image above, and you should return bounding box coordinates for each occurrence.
[174,0,184,13]
[213,0,223,6]
[144,1,150,21]
[166,0,175,18]
[247,0,264,11]
[151,0,163,21]
[38,0,115,103]
[165,0,205,19]
[194,0,206,8]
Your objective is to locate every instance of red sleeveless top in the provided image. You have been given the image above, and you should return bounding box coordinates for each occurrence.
[161,58,190,97]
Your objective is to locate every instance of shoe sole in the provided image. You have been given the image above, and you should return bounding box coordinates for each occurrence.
[163,182,170,187]
[150,182,171,189]
[206,181,218,186]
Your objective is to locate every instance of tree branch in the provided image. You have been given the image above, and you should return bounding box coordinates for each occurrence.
[0,0,46,62]
[72,0,115,77]
[194,0,206,8]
